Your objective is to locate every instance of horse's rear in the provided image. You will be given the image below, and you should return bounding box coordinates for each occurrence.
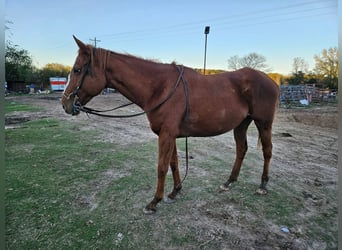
[233,67,279,123]
[213,67,279,194]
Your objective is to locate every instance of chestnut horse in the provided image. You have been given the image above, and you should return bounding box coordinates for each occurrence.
[62,36,279,214]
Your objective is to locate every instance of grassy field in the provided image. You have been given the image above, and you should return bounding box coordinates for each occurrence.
[5,100,337,249]
[5,99,42,113]
[5,116,159,249]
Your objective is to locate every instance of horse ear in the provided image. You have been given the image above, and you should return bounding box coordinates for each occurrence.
[73,35,88,52]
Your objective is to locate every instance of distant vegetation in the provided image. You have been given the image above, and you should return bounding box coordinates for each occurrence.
[226,49,338,89]
[194,69,226,75]
[5,41,71,88]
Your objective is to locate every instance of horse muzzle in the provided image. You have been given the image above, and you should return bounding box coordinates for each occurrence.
[61,94,81,116]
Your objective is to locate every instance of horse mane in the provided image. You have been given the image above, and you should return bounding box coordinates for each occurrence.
[86,44,185,74]
[93,46,175,68]
[122,52,164,64]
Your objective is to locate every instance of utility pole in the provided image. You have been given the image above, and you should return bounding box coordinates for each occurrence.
[203,26,210,75]
[90,37,101,48]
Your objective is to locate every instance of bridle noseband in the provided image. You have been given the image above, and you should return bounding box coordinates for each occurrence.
[63,60,91,114]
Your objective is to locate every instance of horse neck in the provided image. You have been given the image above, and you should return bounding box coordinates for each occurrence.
[104,51,172,109]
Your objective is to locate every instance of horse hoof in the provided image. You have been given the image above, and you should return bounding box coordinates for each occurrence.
[219,183,231,191]
[255,188,267,195]
[164,197,176,204]
[143,207,156,215]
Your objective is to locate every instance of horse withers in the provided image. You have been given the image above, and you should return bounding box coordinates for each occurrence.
[61,36,280,214]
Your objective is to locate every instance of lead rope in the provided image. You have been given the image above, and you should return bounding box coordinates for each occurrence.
[176,64,190,190]
[184,137,189,184]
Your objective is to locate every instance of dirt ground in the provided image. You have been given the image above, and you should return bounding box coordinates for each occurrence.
[5,92,338,249]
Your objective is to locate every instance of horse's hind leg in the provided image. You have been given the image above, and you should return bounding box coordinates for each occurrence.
[220,117,252,191]
[165,144,182,203]
[254,120,273,195]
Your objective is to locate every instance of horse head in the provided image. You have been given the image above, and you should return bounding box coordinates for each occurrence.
[61,36,107,115]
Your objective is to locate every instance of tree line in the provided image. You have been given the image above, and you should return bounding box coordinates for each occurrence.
[226,48,338,89]
[5,40,338,90]
[5,41,71,88]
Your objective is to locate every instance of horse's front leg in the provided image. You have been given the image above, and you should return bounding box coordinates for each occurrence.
[144,134,175,214]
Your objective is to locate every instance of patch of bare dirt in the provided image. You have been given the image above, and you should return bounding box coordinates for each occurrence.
[6,92,338,249]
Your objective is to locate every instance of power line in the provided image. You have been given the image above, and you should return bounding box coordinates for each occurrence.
[95,11,334,45]
[95,0,336,42]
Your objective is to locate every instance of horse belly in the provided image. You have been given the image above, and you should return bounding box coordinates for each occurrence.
[184,105,248,137]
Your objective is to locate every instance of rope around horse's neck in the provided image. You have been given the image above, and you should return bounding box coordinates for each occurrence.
[78,66,184,118]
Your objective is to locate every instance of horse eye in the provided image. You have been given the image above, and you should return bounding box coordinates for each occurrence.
[73,68,81,74]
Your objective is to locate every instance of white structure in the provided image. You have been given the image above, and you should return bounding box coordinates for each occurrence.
[49,77,67,91]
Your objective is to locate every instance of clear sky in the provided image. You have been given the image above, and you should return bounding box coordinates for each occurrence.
[5,0,337,74]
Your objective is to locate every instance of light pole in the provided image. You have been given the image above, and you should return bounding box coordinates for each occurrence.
[203,26,210,75]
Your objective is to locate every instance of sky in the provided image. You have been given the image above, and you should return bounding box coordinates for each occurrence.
[5,0,337,75]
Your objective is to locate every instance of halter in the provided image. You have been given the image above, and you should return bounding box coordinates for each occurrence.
[63,60,91,114]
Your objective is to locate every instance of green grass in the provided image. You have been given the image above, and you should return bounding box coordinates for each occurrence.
[5,118,158,249]
[5,102,337,248]
[5,100,42,113]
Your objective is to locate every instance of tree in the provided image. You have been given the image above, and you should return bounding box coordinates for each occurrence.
[286,57,310,85]
[292,57,308,74]
[227,52,271,72]
[39,63,72,86]
[5,41,37,82]
[314,47,338,89]
[227,55,241,70]
[5,21,37,82]
[268,73,284,85]
[286,71,305,85]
